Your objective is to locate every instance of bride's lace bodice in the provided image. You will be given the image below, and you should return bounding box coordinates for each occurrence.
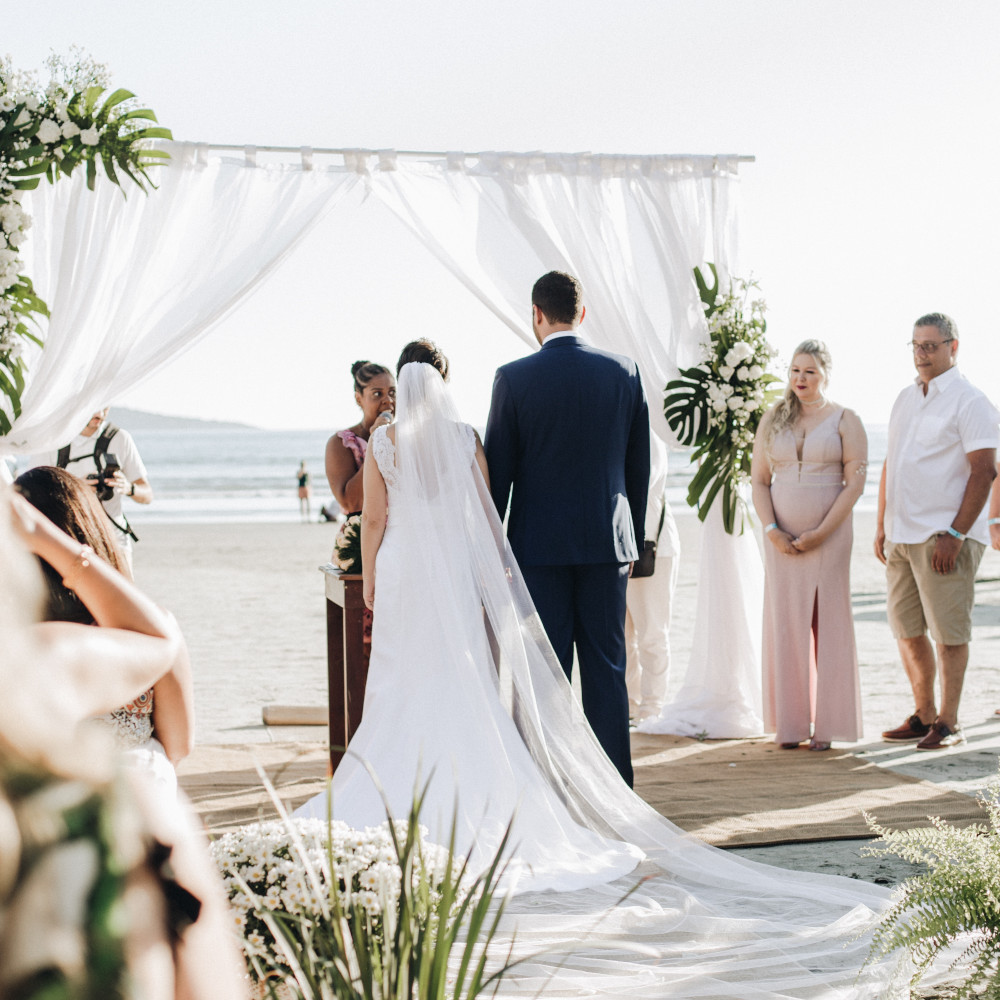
[93,689,154,749]
[370,422,477,502]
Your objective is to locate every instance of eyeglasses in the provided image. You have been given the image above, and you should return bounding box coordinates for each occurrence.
[909,338,954,355]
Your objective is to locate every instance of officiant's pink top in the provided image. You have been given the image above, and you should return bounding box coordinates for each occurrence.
[761,407,862,744]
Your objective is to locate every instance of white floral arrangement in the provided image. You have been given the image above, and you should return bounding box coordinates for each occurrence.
[0,48,170,434]
[333,513,362,573]
[664,264,780,533]
[211,817,469,981]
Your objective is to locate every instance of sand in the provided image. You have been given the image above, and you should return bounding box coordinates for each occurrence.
[133,510,1000,883]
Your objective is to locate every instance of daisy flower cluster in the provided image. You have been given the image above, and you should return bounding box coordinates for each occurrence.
[211,817,469,979]
[665,267,781,533]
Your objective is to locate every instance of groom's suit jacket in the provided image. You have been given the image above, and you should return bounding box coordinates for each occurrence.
[484,335,650,567]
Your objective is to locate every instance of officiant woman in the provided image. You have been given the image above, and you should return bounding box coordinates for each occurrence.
[751,340,867,751]
[325,360,396,516]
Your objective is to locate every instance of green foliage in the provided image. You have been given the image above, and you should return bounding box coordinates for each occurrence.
[663,264,780,533]
[0,49,171,433]
[863,774,1000,998]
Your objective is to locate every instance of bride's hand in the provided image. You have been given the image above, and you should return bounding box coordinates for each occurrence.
[363,574,375,610]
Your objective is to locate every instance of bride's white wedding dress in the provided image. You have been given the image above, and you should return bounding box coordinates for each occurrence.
[297,363,908,998]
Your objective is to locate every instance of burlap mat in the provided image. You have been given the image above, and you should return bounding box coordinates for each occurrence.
[177,735,987,846]
[631,732,986,846]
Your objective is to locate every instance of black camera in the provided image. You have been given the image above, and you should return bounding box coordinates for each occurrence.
[88,452,121,502]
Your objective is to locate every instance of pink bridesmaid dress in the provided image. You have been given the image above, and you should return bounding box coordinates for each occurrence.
[762,407,863,744]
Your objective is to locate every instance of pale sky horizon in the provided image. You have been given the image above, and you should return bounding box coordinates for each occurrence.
[7,1,1000,432]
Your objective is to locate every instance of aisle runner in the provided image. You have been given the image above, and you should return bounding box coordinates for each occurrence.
[630,733,985,846]
[178,735,986,845]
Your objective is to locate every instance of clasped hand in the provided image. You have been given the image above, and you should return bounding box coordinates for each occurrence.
[769,527,823,555]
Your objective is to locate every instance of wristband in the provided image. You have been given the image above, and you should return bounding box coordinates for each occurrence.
[764,523,779,534]
[129,482,136,496]
[946,526,966,541]
[989,518,1000,526]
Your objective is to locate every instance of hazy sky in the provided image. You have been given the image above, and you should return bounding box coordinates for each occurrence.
[8,1,1000,430]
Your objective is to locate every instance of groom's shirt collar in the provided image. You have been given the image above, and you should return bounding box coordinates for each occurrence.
[541,331,579,345]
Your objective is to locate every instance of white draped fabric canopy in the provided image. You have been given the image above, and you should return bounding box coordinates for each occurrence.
[6,141,763,737]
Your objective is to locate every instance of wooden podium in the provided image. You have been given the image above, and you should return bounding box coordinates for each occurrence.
[321,565,370,771]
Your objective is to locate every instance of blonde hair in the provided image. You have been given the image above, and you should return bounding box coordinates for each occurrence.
[765,340,833,447]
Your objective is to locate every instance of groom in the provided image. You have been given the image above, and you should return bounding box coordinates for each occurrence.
[485,271,650,786]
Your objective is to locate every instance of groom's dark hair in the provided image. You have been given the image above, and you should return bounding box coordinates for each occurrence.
[532,271,583,326]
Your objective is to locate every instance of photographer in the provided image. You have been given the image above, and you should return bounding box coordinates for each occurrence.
[33,407,152,571]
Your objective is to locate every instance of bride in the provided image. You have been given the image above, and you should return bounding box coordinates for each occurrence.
[298,342,909,997]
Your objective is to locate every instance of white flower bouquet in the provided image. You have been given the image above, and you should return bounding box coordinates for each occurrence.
[333,513,363,573]
[664,264,781,533]
[211,816,470,984]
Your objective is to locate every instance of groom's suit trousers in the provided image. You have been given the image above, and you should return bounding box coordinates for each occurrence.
[520,563,633,787]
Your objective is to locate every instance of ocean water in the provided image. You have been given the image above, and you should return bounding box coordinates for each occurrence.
[100,424,889,527]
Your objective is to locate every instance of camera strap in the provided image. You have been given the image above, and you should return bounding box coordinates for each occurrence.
[56,423,120,469]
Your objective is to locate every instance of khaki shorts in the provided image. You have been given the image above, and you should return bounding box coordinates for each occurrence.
[886,537,985,646]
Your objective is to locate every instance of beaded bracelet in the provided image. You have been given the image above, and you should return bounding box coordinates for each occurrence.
[62,545,95,591]
[764,523,779,534]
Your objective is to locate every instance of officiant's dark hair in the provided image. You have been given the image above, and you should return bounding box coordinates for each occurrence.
[352,360,392,394]
[532,271,583,325]
[396,340,449,381]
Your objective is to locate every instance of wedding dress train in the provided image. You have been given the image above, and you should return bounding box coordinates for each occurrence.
[297,363,908,998]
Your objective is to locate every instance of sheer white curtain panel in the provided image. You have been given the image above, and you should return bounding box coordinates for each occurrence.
[5,142,362,455]
[371,151,741,442]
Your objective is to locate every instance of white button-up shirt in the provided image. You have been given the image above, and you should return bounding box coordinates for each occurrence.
[885,366,999,545]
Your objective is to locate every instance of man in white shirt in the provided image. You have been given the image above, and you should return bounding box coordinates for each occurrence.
[36,407,153,570]
[875,313,998,750]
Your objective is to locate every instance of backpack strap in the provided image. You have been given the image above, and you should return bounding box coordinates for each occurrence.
[56,445,71,468]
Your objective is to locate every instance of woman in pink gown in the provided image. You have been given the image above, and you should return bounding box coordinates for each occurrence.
[751,340,868,750]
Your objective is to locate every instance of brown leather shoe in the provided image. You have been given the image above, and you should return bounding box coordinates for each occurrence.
[881,714,931,742]
[915,720,965,751]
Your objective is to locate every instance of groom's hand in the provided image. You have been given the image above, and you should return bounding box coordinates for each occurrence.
[627,561,634,578]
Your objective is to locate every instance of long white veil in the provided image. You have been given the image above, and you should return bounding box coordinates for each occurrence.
[383,363,909,998]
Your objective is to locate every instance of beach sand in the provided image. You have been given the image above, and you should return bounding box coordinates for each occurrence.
[134,511,1000,881]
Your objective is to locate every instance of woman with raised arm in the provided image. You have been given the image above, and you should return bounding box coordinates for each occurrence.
[0,483,244,1000]
[752,340,868,751]
[15,465,193,790]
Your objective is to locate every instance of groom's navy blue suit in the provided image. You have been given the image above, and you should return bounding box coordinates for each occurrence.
[484,335,650,786]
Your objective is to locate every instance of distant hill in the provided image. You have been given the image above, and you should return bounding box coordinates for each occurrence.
[110,407,255,431]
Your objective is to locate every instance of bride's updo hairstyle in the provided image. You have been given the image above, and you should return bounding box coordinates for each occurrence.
[15,466,126,624]
[765,339,833,449]
[396,339,450,381]
[351,360,392,394]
